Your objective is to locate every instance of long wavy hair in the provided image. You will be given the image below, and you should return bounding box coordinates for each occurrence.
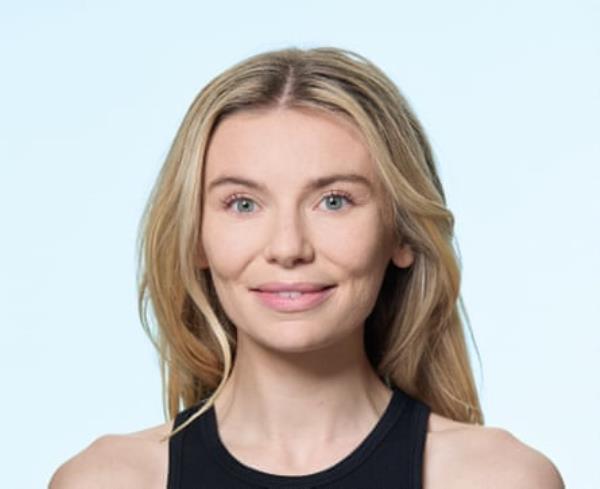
[137,46,484,440]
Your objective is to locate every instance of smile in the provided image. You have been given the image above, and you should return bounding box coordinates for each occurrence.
[250,286,336,312]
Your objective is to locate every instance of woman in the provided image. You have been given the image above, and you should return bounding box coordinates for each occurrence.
[50,47,564,488]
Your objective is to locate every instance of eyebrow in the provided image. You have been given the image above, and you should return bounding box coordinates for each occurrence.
[207,173,373,193]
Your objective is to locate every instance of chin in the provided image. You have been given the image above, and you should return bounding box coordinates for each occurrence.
[244,324,349,356]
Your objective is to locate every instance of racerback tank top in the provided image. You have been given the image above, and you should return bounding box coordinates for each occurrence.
[167,384,430,489]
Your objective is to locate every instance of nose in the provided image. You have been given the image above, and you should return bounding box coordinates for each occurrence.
[263,207,315,268]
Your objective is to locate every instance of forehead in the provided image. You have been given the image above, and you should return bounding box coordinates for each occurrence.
[204,107,377,180]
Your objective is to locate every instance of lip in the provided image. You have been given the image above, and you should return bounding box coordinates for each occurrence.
[250,285,337,312]
[252,282,335,293]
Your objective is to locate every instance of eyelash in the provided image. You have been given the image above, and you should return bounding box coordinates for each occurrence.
[221,190,356,214]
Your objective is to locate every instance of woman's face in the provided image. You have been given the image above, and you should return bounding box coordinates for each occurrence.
[199,107,413,354]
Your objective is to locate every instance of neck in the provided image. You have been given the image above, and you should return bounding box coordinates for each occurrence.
[213,327,393,446]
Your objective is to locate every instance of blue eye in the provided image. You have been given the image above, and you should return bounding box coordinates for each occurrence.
[229,196,255,213]
[321,192,354,211]
[222,191,354,214]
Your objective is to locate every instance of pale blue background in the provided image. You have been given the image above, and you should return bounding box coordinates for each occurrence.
[1,1,598,487]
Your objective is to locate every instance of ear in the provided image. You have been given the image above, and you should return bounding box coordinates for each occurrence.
[391,243,414,269]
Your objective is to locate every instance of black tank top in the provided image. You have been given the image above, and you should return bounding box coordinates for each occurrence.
[167,385,430,489]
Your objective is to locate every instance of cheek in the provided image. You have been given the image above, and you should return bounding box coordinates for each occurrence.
[200,216,261,277]
[317,216,391,275]
[319,216,392,308]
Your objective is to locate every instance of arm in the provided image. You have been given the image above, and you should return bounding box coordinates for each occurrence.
[456,427,565,489]
[48,436,145,489]
[424,423,565,489]
[490,429,565,489]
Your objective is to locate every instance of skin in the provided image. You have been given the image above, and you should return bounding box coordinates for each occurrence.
[195,105,413,474]
[49,107,564,489]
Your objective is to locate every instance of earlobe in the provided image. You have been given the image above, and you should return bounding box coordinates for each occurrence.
[392,243,414,269]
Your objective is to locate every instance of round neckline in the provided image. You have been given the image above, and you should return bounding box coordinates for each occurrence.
[200,385,407,488]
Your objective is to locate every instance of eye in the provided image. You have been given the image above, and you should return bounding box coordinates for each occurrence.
[320,191,355,211]
[222,194,256,213]
[221,191,355,214]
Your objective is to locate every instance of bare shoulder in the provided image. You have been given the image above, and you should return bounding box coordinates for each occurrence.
[424,413,564,489]
[48,421,173,489]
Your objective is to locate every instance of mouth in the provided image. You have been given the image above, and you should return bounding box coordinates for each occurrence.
[249,285,337,312]
[251,284,335,293]
[250,283,336,293]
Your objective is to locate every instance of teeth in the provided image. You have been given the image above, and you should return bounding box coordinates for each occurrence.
[275,291,303,298]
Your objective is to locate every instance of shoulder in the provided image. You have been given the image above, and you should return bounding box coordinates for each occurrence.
[48,421,173,489]
[424,413,564,489]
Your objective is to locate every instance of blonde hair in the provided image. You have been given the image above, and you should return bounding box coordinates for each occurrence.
[137,46,484,440]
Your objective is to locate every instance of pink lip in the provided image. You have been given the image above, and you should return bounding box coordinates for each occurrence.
[253,282,334,292]
[251,286,336,312]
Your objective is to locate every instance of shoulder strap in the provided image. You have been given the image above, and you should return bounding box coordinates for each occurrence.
[166,403,205,489]
[409,399,431,489]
